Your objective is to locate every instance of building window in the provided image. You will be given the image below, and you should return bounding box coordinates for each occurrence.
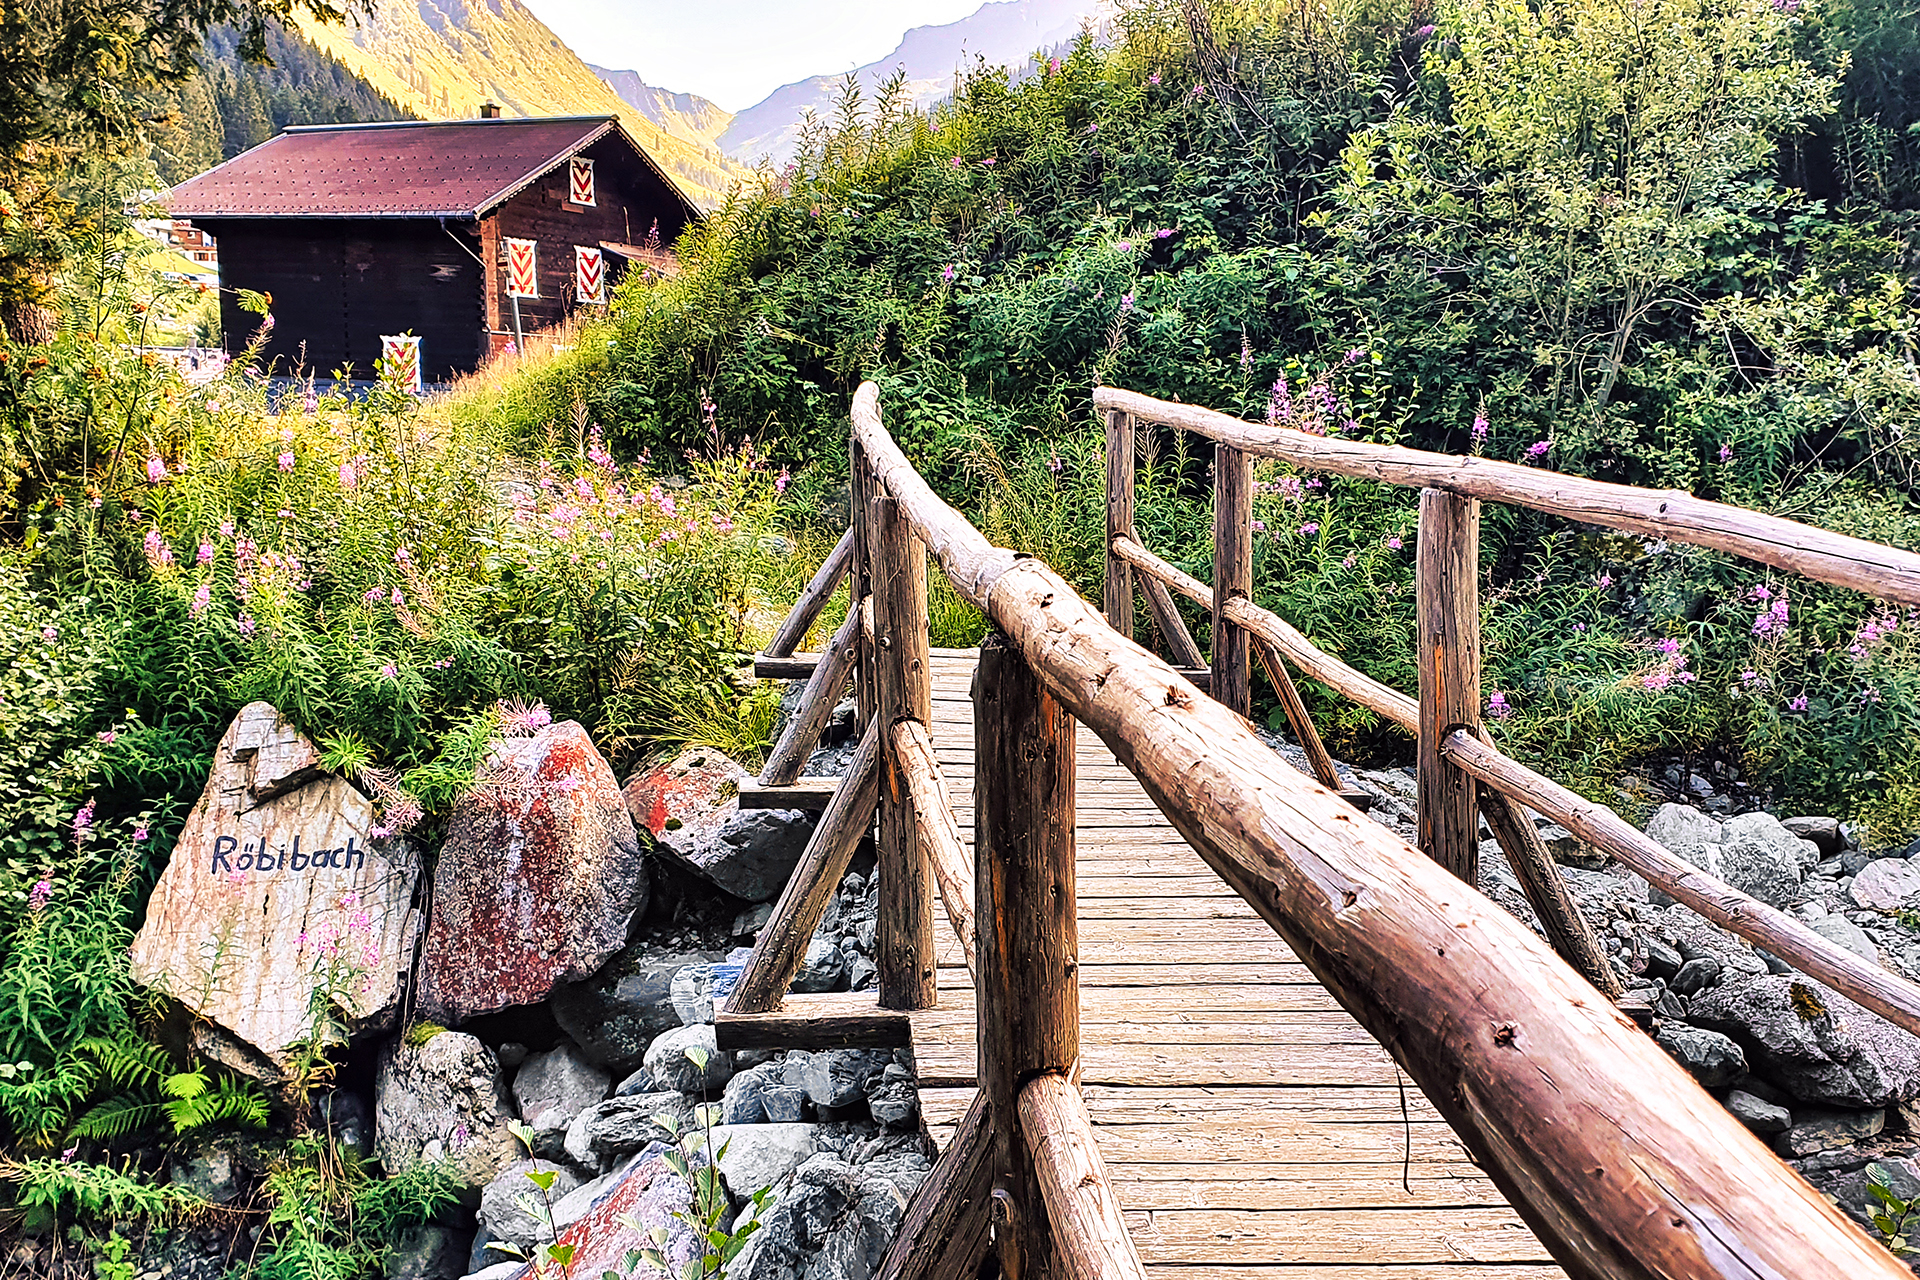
[505,238,538,298]
[569,157,595,207]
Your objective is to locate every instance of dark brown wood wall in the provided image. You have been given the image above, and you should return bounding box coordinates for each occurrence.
[204,219,485,382]
[484,133,692,346]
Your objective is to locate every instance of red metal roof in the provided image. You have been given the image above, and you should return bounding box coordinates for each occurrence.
[168,116,671,219]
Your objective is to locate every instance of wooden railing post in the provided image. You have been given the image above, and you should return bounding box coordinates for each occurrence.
[1103,409,1134,640]
[975,632,1078,1280]
[1416,488,1480,883]
[1211,444,1252,718]
[851,437,877,726]
[873,493,937,1011]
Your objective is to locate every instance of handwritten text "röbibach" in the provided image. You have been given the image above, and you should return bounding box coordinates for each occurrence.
[210,834,368,875]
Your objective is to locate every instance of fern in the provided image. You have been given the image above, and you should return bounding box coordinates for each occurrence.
[166,1074,269,1132]
[62,1042,269,1141]
[69,1094,167,1140]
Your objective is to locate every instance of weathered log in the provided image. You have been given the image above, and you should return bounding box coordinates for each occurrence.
[1117,529,1920,1036]
[752,654,822,680]
[759,606,862,786]
[852,381,1906,1280]
[853,437,878,726]
[1475,774,1623,1000]
[736,777,839,809]
[1097,387,1920,608]
[725,720,881,1016]
[1212,444,1253,718]
[714,991,910,1050]
[1416,489,1480,882]
[876,1090,995,1280]
[872,494,937,1011]
[765,526,855,658]
[1254,640,1342,792]
[1104,409,1136,640]
[891,718,977,979]
[1018,1074,1149,1280]
[976,634,1077,1280]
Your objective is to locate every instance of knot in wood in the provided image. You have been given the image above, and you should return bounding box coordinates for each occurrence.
[1492,1022,1518,1047]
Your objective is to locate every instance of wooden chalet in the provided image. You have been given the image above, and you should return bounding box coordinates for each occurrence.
[168,113,698,383]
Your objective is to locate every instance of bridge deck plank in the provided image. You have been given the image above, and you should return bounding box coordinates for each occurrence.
[906,653,1564,1277]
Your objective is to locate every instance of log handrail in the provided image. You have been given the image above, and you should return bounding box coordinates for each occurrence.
[1095,386,1920,606]
[1112,528,1920,1035]
[848,379,1906,1280]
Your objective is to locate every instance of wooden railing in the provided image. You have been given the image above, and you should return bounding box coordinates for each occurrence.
[720,380,1920,1280]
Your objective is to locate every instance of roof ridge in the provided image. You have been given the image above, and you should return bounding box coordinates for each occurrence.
[281,115,617,133]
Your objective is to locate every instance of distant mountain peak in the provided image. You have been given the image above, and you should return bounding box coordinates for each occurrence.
[717,0,1109,166]
[587,65,733,154]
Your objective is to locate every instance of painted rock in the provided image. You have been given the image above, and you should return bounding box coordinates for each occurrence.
[129,703,420,1080]
[624,748,814,903]
[419,721,647,1022]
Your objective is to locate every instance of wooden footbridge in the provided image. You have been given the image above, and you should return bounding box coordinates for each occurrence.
[716,382,1920,1280]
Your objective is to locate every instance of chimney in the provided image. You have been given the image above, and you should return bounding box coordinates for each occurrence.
[479,102,501,119]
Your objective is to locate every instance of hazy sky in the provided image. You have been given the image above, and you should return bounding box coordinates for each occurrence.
[523,0,989,111]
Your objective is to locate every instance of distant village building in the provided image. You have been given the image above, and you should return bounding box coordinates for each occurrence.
[168,114,698,383]
[132,216,221,285]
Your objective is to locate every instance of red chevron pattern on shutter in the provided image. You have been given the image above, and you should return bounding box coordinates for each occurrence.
[380,334,421,392]
[569,157,595,206]
[506,238,538,298]
[575,246,605,304]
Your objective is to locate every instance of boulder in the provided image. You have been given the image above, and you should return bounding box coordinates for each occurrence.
[721,1061,786,1125]
[793,936,847,993]
[1723,811,1821,873]
[549,1163,626,1232]
[1783,816,1845,858]
[1645,803,1722,852]
[1688,975,1920,1108]
[374,1031,521,1190]
[1669,957,1723,997]
[728,1153,909,1280]
[670,964,717,1026]
[645,1025,733,1094]
[1653,1024,1746,1087]
[709,1123,819,1201]
[1725,1089,1791,1134]
[384,1225,473,1280]
[128,703,420,1080]
[1775,1108,1885,1158]
[565,1093,695,1167]
[319,1090,375,1161]
[1851,859,1920,912]
[1806,910,1881,964]
[482,1155,705,1280]
[552,947,722,1074]
[170,1145,242,1203]
[419,722,647,1022]
[1821,1158,1920,1234]
[625,748,813,903]
[511,1042,608,1129]
[793,1049,891,1110]
[478,1159,584,1254]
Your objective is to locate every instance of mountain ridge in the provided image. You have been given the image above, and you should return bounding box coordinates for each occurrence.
[291,0,745,206]
[587,65,733,154]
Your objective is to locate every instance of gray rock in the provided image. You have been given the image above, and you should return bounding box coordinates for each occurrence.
[1646,803,1722,852]
[1821,1158,1920,1234]
[1537,822,1607,870]
[1775,1108,1885,1158]
[383,1225,472,1280]
[1783,816,1845,857]
[1714,834,1804,908]
[1808,911,1881,964]
[868,1077,918,1128]
[763,1085,808,1122]
[793,936,848,994]
[711,1123,819,1201]
[627,748,816,903]
[721,1061,785,1125]
[1725,1089,1791,1134]
[645,1025,734,1094]
[728,1153,912,1280]
[1654,1024,1746,1087]
[565,1092,695,1166]
[1641,938,1683,981]
[614,1065,653,1096]
[1689,975,1920,1107]
[848,954,878,991]
[1724,811,1821,873]
[170,1146,241,1203]
[525,1105,573,1163]
[495,1043,530,1070]
[1852,859,1920,911]
[318,1090,374,1161]
[1669,957,1723,997]
[551,947,723,1075]
[549,1163,627,1232]
[375,1031,521,1191]
[477,1159,583,1253]
[670,964,718,1025]
[512,1042,609,1128]
[795,1049,891,1109]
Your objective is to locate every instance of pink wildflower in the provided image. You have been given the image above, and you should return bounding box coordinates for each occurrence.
[190,584,211,617]
[339,460,358,489]
[1486,691,1512,720]
[28,879,51,912]
[278,450,295,472]
[1788,695,1809,712]
[380,662,398,680]
[146,455,166,483]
